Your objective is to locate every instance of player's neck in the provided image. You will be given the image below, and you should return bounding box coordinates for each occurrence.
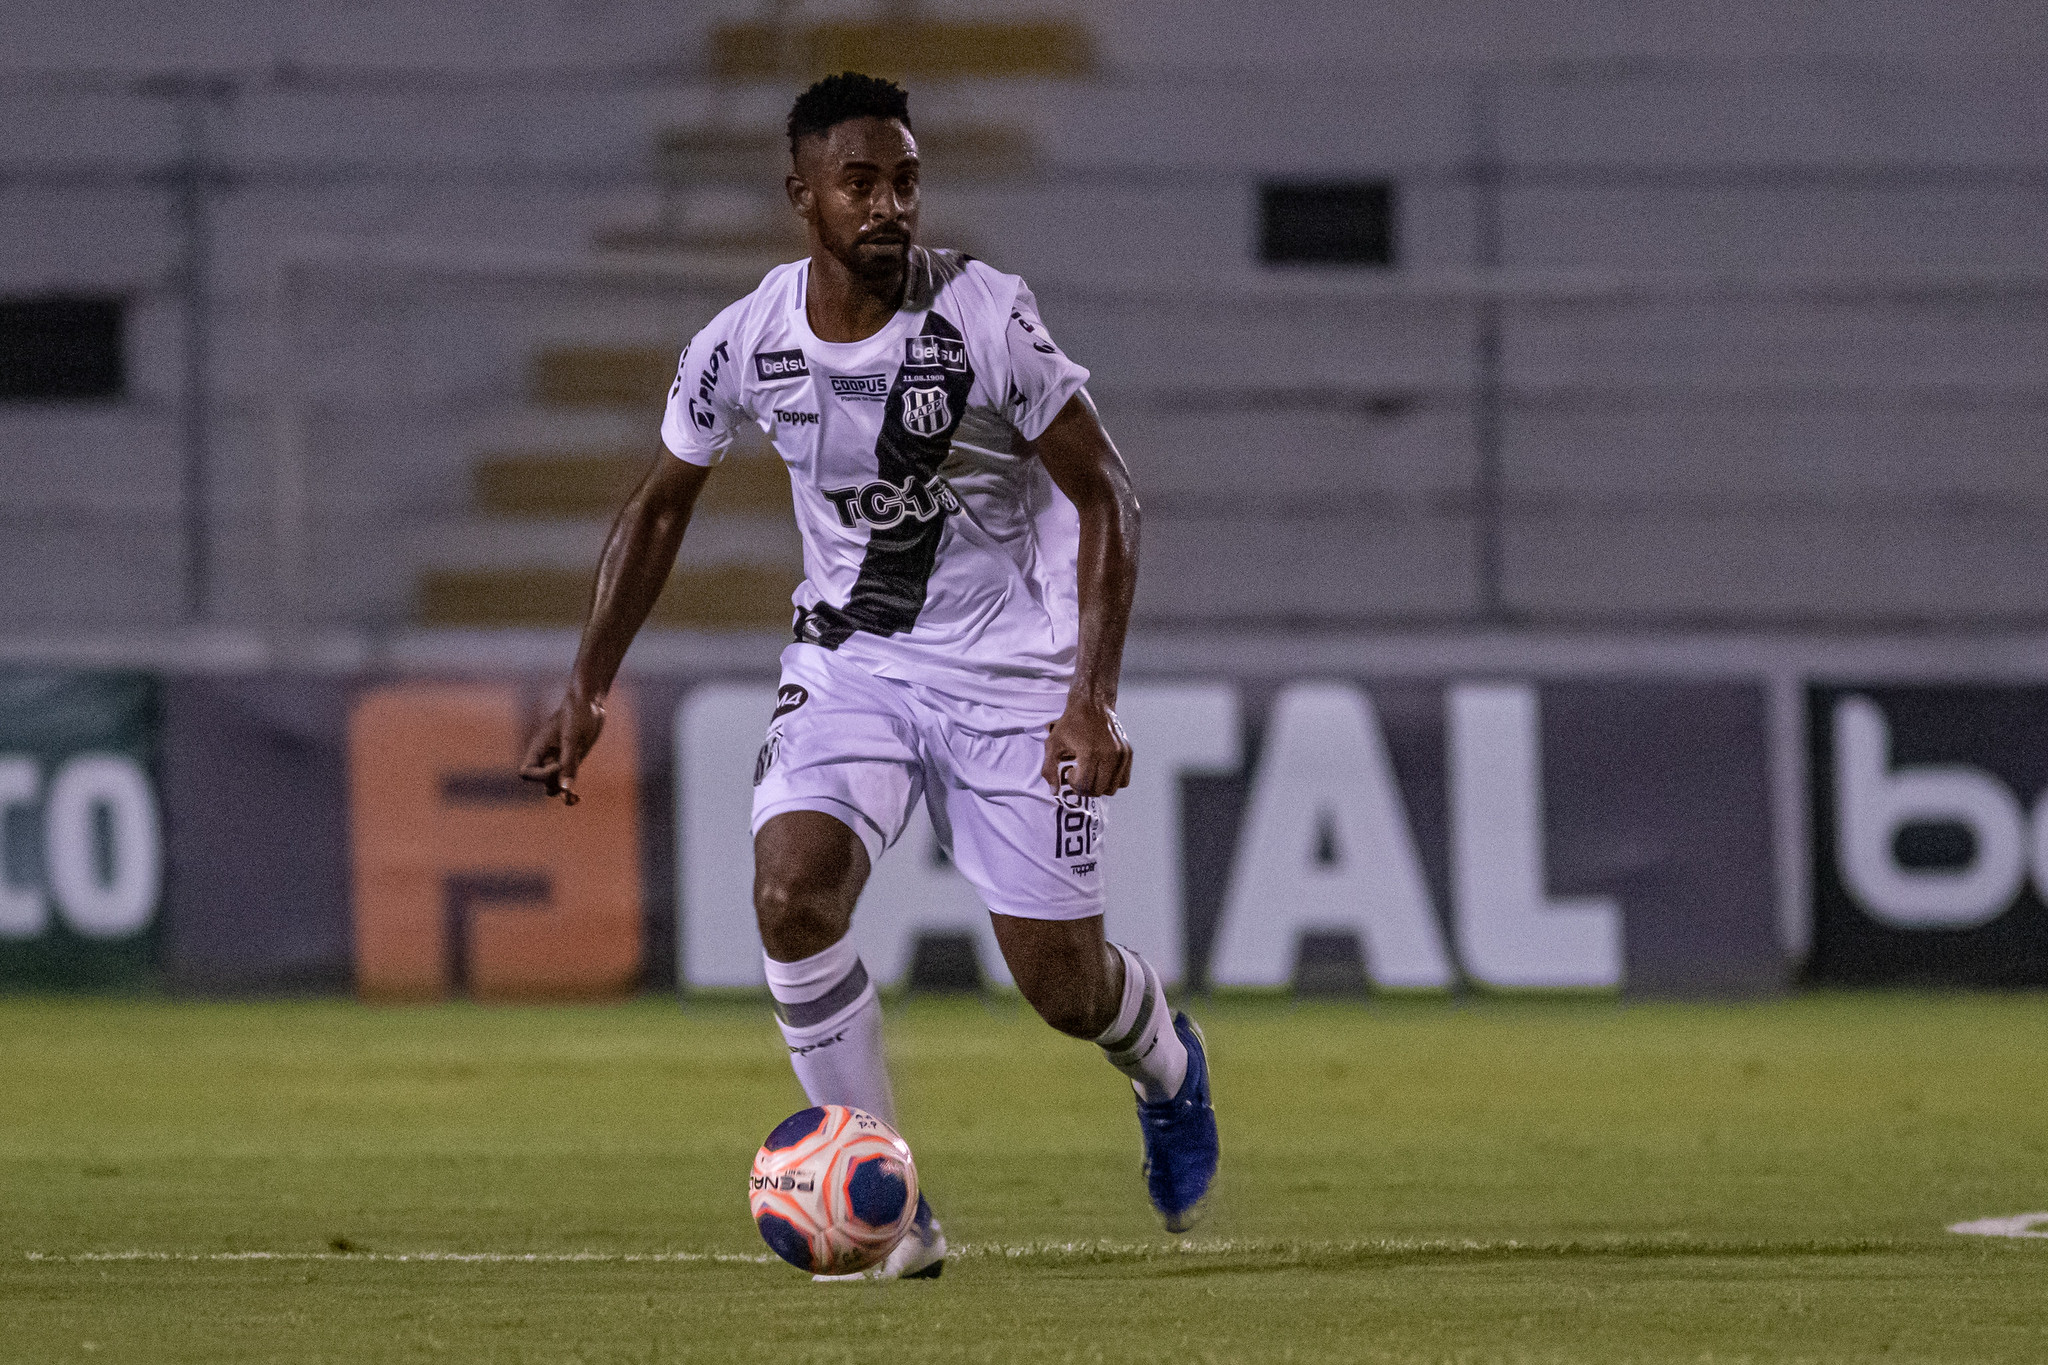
[805,251,907,344]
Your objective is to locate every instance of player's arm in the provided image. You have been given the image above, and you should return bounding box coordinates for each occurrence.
[519,454,710,803]
[1031,389,1141,799]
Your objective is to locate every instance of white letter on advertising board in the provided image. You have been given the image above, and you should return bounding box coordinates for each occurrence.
[1211,683,1452,989]
[1449,684,1620,988]
[1100,684,1242,988]
[1834,695,2024,929]
[45,754,161,940]
[0,758,44,939]
[678,685,776,987]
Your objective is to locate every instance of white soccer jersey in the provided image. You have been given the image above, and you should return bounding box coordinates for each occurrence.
[661,248,1092,710]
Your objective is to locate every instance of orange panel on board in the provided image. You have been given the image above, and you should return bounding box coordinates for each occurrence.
[347,683,641,1001]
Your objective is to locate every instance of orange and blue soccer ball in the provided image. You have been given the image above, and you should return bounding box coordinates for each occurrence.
[749,1104,920,1275]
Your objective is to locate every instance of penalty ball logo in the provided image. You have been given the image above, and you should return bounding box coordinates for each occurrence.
[900,385,951,438]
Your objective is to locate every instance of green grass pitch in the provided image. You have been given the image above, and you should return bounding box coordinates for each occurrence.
[3,991,2045,1363]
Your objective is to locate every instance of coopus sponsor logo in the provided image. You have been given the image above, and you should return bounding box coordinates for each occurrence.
[754,348,809,382]
[829,373,889,402]
[901,384,952,438]
[822,474,962,530]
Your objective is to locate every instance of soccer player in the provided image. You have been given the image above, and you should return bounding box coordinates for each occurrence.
[520,72,1217,1277]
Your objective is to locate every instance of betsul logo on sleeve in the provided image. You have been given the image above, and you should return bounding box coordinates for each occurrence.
[1810,684,2048,985]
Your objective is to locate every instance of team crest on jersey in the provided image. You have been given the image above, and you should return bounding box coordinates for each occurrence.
[900,385,952,438]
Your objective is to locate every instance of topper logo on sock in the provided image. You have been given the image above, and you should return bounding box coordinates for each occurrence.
[787,1029,846,1056]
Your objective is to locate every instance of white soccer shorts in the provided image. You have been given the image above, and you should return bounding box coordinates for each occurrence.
[750,643,1105,921]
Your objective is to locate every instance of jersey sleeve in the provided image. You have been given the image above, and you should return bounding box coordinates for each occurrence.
[659,312,745,466]
[1002,281,1091,442]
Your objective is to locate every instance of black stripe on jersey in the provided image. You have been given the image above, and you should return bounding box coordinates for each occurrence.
[801,312,976,648]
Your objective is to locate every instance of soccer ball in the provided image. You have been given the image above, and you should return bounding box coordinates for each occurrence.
[749,1104,919,1274]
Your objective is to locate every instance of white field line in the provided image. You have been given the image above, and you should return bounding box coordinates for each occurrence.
[20,1234,1900,1267]
[1948,1213,2048,1239]
[23,1250,776,1265]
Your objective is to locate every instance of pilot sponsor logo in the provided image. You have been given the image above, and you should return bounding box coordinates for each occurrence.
[901,385,952,438]
[829,373,889,402]
[774,409,818,427]
[689,339,731,431]
[753,348,809,382]
[905,334,967,372]
[822,474,962,530]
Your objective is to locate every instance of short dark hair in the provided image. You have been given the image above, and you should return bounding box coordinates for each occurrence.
[787,72,912,158]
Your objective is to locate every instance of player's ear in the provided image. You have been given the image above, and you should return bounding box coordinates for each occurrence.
[785,171,813,221]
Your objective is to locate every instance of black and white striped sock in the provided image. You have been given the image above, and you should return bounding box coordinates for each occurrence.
[1094,943,1189,1103]
[763,937,896,1127]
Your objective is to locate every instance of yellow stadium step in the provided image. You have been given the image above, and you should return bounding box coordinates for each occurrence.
[528,346,675,409]
[592,219,806,256]
[710,18,1095,82]
[654,124,1038,186]
[417,563,801,630]
[471,449,793,519]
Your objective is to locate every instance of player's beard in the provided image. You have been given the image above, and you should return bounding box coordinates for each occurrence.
[838,226,912,290]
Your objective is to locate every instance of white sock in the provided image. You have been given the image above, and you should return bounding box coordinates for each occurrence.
[1095,943,1188,1103]
[764,937,896,1128]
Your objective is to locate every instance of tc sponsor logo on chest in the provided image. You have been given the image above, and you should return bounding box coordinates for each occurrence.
[822,474,961,530]
[753,349,809,382]
[829,373,889,402]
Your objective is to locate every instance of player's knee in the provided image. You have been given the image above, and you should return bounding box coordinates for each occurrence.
[753,875,851,960]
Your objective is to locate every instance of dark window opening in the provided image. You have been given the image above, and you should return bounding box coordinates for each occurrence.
[1259,181,1395,266]
[0,296,127,401]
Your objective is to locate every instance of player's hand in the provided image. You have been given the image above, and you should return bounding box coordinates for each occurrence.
[519,691,606,806]
[1042,698,1133,798]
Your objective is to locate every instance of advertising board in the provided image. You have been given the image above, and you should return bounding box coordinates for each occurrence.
[1809,684,2048,985]
[0,672,162,988]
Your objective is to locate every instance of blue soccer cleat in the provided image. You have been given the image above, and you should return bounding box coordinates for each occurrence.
[1137,1012,1218,1233]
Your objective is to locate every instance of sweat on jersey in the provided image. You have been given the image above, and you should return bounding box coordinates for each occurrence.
[660,248,1092,710]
